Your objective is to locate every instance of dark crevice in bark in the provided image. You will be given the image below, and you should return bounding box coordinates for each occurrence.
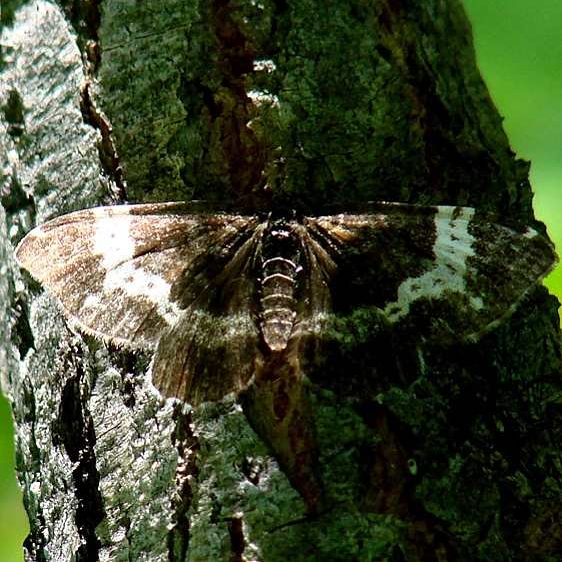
[239,455,265,486]
[59,0,102,73]
[1,87,35,224]
[80,82,127,202]
[167,405,199,562]
[107,346,152,410]
[0,1,18,28]
[197,0,267,207]
[226,515,245,562]
[20,377,48,562]
[2,87,25,139]
[11,297,34,359]
[1,172,33,216]
[22,516,48,562]
[55,368,104,562]
[59,0,127,201]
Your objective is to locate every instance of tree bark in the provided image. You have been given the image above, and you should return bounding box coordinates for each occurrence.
[1,1,561,561]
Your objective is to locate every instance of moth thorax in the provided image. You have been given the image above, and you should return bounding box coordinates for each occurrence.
[260,252,300,352]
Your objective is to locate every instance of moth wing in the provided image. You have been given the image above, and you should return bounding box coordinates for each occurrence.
[287,224,337,350]
[306,204,557,342]
[151,225,265,405]
[15,202,259,349]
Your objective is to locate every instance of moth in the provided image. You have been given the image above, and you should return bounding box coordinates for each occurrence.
[15,201,557,404]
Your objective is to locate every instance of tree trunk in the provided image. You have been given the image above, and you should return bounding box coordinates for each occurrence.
[2,1,561,560]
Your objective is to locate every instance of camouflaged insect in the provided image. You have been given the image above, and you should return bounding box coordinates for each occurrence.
[15,201,557,404]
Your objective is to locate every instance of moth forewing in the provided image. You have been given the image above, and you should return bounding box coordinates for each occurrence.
[14,204,258,350]
[304,205,557,344]
[150,224,265,404]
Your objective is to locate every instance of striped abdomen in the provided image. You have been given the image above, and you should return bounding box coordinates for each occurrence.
[260,251,301,351]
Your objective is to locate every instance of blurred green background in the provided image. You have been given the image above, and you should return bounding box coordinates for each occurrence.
[0,1,560,560]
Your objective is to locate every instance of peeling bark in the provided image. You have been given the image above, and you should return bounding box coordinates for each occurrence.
[1,1,561,561]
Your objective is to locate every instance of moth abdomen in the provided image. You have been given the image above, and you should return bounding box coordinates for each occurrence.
[260,247,302,351]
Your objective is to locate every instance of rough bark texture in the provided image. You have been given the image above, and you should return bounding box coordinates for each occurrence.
[1,1,561,561]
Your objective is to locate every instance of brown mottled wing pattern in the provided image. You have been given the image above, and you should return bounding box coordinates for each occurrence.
[152,223,267,404]
[15,203,262,403]
[305,204,557,342]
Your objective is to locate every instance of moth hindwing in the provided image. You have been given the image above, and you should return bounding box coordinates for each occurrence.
[15,202,557,404]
